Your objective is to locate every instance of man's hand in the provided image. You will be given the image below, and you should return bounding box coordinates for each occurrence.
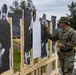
[57,43,63,48]
[45,27,49,32]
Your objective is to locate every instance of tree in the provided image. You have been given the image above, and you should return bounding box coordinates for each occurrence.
[20,0,26,9]
[9,0,26,14]
[67,1,76,30]
[9,0,19,12]
[13,0,19,9]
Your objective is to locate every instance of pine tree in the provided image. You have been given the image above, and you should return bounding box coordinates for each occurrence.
[68,1,76,30]
[9,0,26,14]
[20,0,26,9]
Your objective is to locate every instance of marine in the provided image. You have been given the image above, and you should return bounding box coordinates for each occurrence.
[45,16,76,75]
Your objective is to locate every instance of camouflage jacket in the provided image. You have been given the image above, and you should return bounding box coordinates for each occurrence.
[45,26,76,50]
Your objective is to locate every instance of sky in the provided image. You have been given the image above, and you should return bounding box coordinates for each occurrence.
[0,0,76,20]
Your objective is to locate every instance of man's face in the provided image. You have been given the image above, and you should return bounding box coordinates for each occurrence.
[59,22,64,28]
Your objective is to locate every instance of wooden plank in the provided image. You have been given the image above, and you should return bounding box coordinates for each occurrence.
[31,71,34,75]
[20,19,25,70]
[41,57,48,62]
[24,64,38,74]
[38,57,41,75]
[20,19,25,75]
[50,62,52,74]
[20,19,35,75]
[1,70,13,75]
[49,22,52,57]
[31,48,34,66]
[46,64,50,75]
[50,69,56,75]
[13,72,20,75]
[38,68,41,75]
[23,56,56,74]
[19,19,61,75]
[50,69,60,75]
[55,51,59,75]
[36,69,38,75]
[49,22,53,75]
[46,22,52,75]
[38,56,56,68]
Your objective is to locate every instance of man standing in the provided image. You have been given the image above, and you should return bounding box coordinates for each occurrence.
[45,16,76,75]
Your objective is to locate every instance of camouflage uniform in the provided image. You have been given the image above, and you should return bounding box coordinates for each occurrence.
[45,17,76,75]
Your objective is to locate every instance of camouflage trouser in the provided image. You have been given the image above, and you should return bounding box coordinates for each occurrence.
[58,50,75,75]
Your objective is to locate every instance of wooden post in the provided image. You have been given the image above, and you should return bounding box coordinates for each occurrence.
[38,57,41,75]
[31,49,34,75]
[54,42,59,75]
[49,22,52,57]
[45,21,50,75]
[46,64,50,75]
[20,18,35,75]
[31,71,34,75]
[36,69,38,75]
[38,68,41,75]
[31,48,34,66]
[49,22,53,75]
[20,19,25,75]
[19,18,60,75]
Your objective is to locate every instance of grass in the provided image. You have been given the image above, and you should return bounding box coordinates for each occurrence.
[34,58,38,63]
[13,39,57,73]
[13,48,21,72]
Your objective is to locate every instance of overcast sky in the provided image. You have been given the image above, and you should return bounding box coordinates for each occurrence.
[0,0,76,20]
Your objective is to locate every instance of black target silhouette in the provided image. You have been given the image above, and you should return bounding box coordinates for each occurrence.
[0,4,11,74]
[0,19,10,74]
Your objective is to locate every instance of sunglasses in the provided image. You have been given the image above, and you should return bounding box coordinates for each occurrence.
[59,22,62,23]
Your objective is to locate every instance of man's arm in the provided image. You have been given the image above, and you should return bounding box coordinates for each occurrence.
[45,31,59,41]
[61,30,76,50]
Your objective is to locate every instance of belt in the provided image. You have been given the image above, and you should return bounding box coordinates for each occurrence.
[60,48,73,52]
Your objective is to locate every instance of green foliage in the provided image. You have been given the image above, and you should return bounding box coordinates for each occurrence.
[9,0,26,14]
[13,0,19,8]
[13,48,21,72]
[67,1,76,30]
[14,9,22,14]
[10,0,19,12]
[68,1,76,18]
[20,0,26,9]
[69,17,76,29]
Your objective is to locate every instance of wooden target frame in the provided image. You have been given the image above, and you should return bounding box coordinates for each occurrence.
[20,19,60,75]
